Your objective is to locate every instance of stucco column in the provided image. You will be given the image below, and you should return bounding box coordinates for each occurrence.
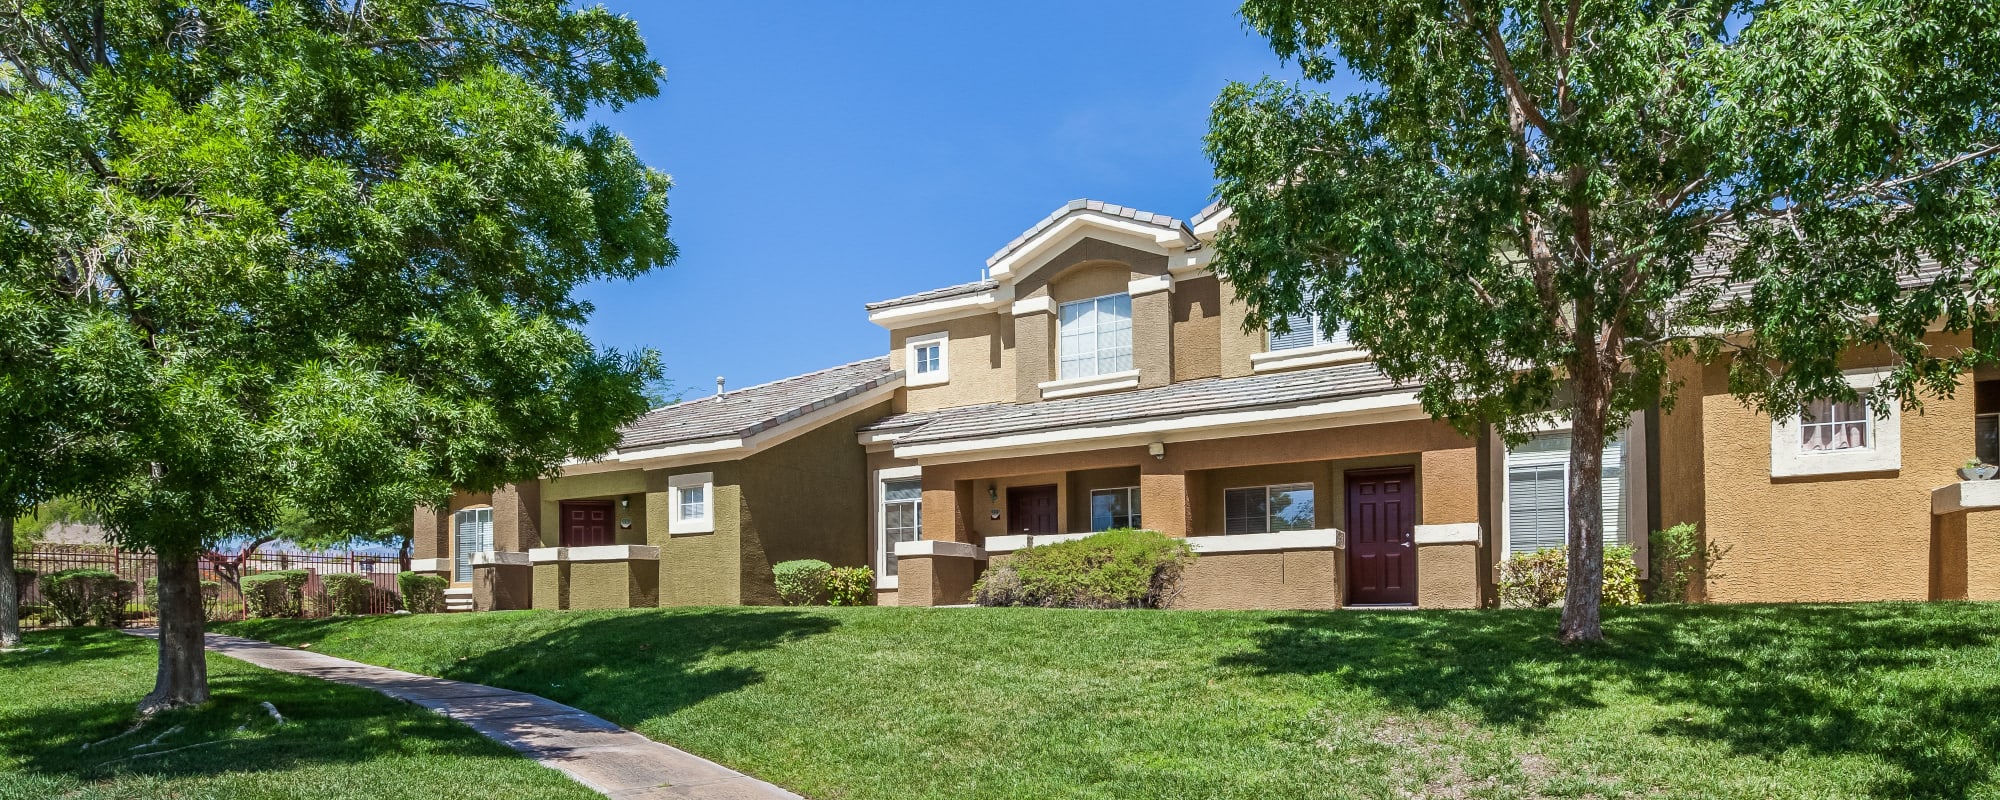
[1414,446,1484,609]
[412,504,450,562]
[1139,458,1189,538]
[920,472,975,544]
[1013,302,1053,403]
[1131,277,1173,389]
[491,482,541,552]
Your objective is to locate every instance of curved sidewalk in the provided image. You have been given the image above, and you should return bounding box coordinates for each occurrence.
[128,629,803,800]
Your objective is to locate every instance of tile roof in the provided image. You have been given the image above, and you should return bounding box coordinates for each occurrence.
[987,199,1192,268]
[856,405,981,433]
[864,279,999,313]
[1189,199,1227,228]
[617,357,901,451]
[892,361,1413,446]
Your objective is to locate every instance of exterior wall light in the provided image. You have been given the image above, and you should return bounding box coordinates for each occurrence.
[1148,442,1166,460]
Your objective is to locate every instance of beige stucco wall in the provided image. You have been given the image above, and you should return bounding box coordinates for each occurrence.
[1217,286,1264,379]
[1014,310,1052,404]
[1416,542,1481,609]
[1172,275,1223,381]
[892,313,1015,413]
[1175,547,1342,610]
[1698,334,1975,603]
[649,472,742,606]
[1960,511,2000,601]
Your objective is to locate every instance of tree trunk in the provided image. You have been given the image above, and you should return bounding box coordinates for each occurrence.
[0,516,18,649]
[1560,380,1610,644]
[140,551,209,714]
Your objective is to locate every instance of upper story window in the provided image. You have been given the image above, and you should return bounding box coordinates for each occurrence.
[1268,311,1351,351]
[1057,293,1132,380]
[451,506,493,582]
[905,331,949,387]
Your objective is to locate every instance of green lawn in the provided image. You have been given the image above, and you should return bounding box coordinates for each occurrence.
[0,628,596,800]
[221,603,2000,800]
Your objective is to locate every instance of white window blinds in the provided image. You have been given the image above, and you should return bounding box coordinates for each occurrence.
[1268,311,1351,351]
[452,507,493,582]
[1505,432,1627,555]
[881,479,921,577]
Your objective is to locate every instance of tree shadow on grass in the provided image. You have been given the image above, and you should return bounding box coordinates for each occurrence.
[228,608,843,730]
[1222,602,2000,800]
[0,629,559,788]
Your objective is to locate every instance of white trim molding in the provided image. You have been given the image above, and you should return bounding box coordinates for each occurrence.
[893,539,986,559]
[1127,274,1173,297]
[1038,369,1141,400]
[528,545,661,563]
[984,532,1096,554]
[875,465,923,588]
[1187,529,1345,554]
[868,283,1014,328]
[667,471,716,535]
[409,558,451,573]
[905,331,951,387]
[1251,341,1373,373]
[1011,295,1053,316]
[470,551,531,567]
[1770,367,1901,478]
[1413,523,1480,545]
[1933,480,2000,515]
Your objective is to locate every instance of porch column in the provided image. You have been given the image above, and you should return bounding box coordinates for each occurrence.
[1139,457,1189,538]
[471,551,533,611]
[1931,482,2000,601]
[920,472,975,543]
[1414,446,1483,609]
[411,503,450,571]
[905,471,983,606]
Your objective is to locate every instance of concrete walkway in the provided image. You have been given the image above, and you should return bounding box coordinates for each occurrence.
[127,629,803,800]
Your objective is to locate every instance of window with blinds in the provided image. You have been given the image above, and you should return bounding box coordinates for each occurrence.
[1504,432,1626,556]
[1057,294,1133,379]
[1268,311,1351,351]
[881,479,921,578]
[452,507,493,583]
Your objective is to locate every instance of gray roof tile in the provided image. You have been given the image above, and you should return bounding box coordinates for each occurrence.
[617,357,900,451]
[863,279,1000,313]
[986,199,1193,268]
[893,361,1412,446]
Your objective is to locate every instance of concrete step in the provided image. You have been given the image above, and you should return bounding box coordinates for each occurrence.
[444,587,474,613]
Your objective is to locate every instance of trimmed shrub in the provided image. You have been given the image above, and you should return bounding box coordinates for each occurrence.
[41,568,134,627]
[398,571,448,614]
[971,529,1194,609]
[825,566,874,606]
[1498,545,1643,608]
[323,573,376,616]
[773,559,832,606]
[1647,523,1724,603]
[241,570,310,618]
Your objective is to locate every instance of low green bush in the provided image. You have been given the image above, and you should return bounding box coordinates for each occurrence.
[774,559,832,606]
[1647,523,1725,603]
[972,529,1194,609]
[40,568,134,627]
[825,566,874,606]
[323,573,376,616]
[398,571,448,613]
[1498,545,1643,608]
[143,576,225,620]
[241,570,310,618]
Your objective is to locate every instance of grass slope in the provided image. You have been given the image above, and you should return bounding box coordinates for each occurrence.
[224,603,2000,800]
[0,628,596,800]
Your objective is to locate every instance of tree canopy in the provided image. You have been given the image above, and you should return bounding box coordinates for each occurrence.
[0,0,673,703]
[1208,0,2000,640]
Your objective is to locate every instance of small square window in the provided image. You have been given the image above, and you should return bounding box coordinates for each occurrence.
[1799,396,1871,453]
[915,344,941,374]
[678,485,706,520]
[667,472,715,535]
[906,333,949,386]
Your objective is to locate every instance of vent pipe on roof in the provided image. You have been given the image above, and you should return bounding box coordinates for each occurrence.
[716,376,726,398]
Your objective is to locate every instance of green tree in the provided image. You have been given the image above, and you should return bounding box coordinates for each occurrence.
[1208,0,2000,641]
[0,0,672,707]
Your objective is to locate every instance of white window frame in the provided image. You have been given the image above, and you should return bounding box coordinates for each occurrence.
[905,331,950,387]
[667,472,715,535]
[1252,310,1368,373]
[1770,368,1901,478]
[874,466,922,589]
[1222,483,1317,535]
[1088,486,1142,531]
[1494,414,1649,574]
[451,506,494,583]
[1056,293,1133,380]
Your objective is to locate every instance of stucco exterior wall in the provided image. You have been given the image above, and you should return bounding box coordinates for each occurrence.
[1171,275,1223,382]
[725,402,884,605]
[1014,310,1053,404]
[473,562,532,611]
[897,553,981,606]
[538,471,650,547]
[1416,542,1481,609]
[413,503,448,561]
[649,470,741,606]
[1045,261,1133,303]
[1218,284,1264,378]
[1133,289,1173,389]
[1698,334,1975,603]
[892,313,1015,413]
[491,482,540,552]
[1175,547,1342,610]
[1014,239,1167,298]
[1965,511,2000,601]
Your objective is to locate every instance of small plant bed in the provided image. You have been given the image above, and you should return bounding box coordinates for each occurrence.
[0,628,596,800]
[223,601,2000,800]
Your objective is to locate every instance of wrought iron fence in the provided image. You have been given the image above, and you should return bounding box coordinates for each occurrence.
[13,545,406,628]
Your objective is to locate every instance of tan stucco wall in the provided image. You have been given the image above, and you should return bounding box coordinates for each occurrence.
[491,483,540,552]
[892,313,1015,413]
[1966,511,2000,601]
[1218,284,1264,378]
[1045,261,1133,303]
[413,504,448,561]
[532,562,567,609]
[1014,310,1052,404]
[1175,547,1341,610]
[1133,289,1173,389]
[649,470,740,606]
[1172,275,1223,381]
[1416,542,1481,609]
[897,553,980,606]
[473,562,532,611]
[538,471,650,547]
[724,402,883,605]
[1698,334,1975,603]
[1014,239,1167,298]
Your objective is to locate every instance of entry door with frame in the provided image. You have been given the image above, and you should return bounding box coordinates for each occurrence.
[1346,468,1418,605]
[560,500,616,548]
[1006,485,1059,534]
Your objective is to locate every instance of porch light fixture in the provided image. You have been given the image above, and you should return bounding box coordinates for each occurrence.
[1148,442,1166,460]
[987,484,998,502]
[619,496,630,509]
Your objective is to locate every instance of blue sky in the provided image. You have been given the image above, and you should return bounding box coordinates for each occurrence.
[578,2,1326,395]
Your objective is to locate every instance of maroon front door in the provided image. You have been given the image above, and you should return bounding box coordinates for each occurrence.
[560,500,616,547]
[1346,468,1417,605]
[1007,485,1059,534]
